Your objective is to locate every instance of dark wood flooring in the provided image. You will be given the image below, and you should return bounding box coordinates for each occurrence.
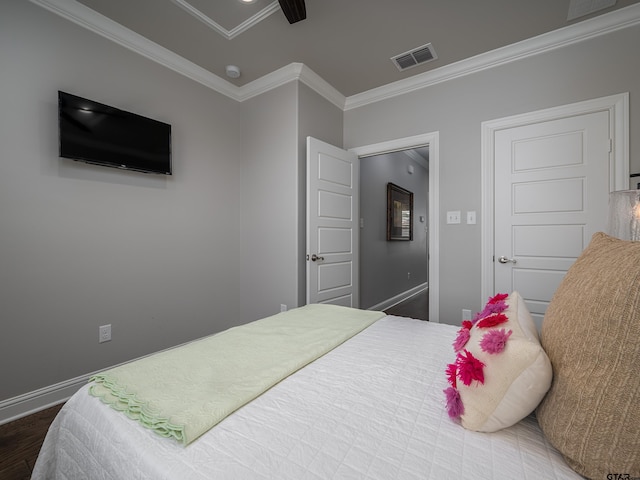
[0,403,64,480]
[0,294,427,479]
[384,288,429,320]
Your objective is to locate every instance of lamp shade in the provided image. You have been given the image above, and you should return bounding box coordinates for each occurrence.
[607,189,640,241]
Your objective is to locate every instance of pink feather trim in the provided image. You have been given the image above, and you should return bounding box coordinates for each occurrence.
[476,313,508,329]
[443,387,464,419]
[452,328,471,352]
[471,295,509,324]
[488,293,509,304]
[446,363,458,388]
[480,329,513,354]
[456,349,485,386]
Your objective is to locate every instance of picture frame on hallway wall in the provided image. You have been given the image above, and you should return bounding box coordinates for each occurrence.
[387,182,413,241]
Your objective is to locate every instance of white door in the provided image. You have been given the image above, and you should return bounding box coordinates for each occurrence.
[306,137,359,307]
[493,110,611,329]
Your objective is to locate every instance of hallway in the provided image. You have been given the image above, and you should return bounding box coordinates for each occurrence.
[384,289,428,321]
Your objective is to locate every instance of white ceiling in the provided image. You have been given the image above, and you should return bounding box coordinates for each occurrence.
[63,0,640,97]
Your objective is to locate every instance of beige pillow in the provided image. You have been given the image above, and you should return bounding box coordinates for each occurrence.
[444,291,552,432]
[536,232,640,479]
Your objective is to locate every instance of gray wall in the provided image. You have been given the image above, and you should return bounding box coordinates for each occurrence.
[0,1,242,400]
[1,1,345,407]
[345,24,640,324]
[360,152,428,309]
[237,81,344,321]
[238,82,299,322]
[3,0,639,410]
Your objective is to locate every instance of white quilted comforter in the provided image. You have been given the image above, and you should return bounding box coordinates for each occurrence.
[32,316,580,480]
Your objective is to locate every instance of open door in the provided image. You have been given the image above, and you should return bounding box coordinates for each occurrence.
[306,137,359,306]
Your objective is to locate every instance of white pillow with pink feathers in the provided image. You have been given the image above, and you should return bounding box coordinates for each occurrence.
[443,291,552,432]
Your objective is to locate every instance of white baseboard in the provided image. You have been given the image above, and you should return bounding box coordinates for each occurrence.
[368,283,428,312]
[0,374,90,425]
[0,291,429,425]
[0,336,201,425]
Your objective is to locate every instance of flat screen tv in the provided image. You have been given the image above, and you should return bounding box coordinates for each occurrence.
[58,91,172,175]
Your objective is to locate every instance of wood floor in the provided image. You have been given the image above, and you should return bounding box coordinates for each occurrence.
[0,403,63,480]
[384,288,429,320]
[0,293,427,478]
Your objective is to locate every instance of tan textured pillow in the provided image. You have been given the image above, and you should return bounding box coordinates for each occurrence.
[536,232,640,479]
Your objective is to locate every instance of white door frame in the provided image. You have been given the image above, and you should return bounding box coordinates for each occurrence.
[480,93,629,302]
[351,132,440,323]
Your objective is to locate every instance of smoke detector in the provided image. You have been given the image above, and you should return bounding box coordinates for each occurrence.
[225,65,241,79]
[391,43,438,71]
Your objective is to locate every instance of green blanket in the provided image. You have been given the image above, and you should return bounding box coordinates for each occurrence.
[89,304,384,445]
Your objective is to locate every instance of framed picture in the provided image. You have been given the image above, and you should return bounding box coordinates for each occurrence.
[387,182,413,241]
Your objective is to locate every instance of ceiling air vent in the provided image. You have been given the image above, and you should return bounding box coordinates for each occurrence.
[391,43,438,71]
[567,0,616,20]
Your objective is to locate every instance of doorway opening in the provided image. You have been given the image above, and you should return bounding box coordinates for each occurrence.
[359,148,429,319]
[351,132,440,322]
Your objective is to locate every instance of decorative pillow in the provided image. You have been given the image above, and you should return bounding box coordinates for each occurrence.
[444,291,552,432]
[536,232,640,479]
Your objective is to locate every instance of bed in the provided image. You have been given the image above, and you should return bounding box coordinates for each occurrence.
[32,233,640,480]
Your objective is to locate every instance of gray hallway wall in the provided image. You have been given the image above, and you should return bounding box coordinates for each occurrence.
[360,151,428,309]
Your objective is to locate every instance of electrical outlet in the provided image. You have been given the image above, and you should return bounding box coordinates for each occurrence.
[462,309,472,321]
[280,304,288,312]
[99,324,111,343]
[407,272,411,279]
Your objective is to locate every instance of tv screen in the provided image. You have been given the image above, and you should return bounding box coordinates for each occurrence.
[58,91,172,175]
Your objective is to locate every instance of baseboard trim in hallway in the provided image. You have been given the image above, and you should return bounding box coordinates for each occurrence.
[383,287,429,321]
[368,283,428,312]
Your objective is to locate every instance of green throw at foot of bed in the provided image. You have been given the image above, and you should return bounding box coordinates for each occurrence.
[89,304,385,445]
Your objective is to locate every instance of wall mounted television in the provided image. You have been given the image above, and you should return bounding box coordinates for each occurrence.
[58,91,172,175]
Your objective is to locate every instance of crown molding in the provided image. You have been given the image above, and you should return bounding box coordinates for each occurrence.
[30,0,640,111]
[30,0,244,101]
[297,64,346,109]
[237,63,304,101]
[234,63,345,109]
[169,0,280,40]
[344,3,640,110]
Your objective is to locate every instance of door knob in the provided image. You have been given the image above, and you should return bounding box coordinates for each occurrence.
[311,254,324,262]
[498,256,517,264]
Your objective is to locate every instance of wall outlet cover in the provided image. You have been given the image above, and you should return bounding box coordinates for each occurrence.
[99,324,111,343]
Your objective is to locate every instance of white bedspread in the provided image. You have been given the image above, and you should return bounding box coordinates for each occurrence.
[33,316,581,480]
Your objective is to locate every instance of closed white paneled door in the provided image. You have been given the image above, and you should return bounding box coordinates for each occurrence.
[306,137,359,307]
[494,110,611,330]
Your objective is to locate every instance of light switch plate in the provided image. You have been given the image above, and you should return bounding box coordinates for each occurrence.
[446,211,461,224]
[467,211,476,224]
